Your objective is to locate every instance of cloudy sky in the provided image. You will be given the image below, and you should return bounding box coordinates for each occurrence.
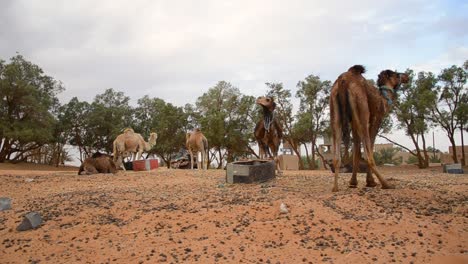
[1,0,467,151]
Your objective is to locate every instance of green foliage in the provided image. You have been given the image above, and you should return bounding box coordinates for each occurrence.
[87,89,132,153]
[195,81,257,166]
[373,147,402,166]
[134,96,189,167]
[0,54,63,162]
[406,155,419,164]
[431,62,467,163]
[294,75,331,169]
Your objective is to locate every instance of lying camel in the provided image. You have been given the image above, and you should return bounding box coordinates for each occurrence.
[78,152,118,175]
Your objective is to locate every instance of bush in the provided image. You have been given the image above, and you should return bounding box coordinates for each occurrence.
[373,148,402,166]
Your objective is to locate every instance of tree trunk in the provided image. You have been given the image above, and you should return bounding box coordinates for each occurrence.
[247,146,259,159]
[449,133,458,163]
[311,137,316,170]
[314,143,329,170]
[286,138,303,169]
[421,133,429,168]
[461,124,466,166]
[217,149,223,169]
[0,139,12,162]
[303,143,311,169]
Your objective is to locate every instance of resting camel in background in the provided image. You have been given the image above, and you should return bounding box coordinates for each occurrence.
[113,128,158,170]
[78,152,117,175]
[254,96,283,173]
[186,128,209,170]
[330,65,409,192]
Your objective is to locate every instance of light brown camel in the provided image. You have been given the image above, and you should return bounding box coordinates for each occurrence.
[113,128,158,170]
[78,152,117,175]
[186,128,208,170]
[254,96,283,173]
[330,65,409,192]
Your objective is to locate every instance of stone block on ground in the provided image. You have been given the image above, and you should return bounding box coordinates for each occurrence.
[443,163,464,174]
[226,160,275,184]
[16,212,43,231]
[0,197,11,211]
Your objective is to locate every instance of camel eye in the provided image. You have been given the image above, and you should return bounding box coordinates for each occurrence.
[266,98,270,102]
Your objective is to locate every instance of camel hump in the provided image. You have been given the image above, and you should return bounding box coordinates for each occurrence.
[348,65,366,74]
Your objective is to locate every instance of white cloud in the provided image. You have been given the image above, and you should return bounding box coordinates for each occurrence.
[0,0,466,152]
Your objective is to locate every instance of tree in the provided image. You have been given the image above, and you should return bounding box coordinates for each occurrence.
[373,147,402,166]
[391,70,438,168]
[431,63,467,164]
[0,54,64,162]
[86,89,132,153]
[295,75,331,169]
[195,81,258,168]
[134,96,189,168]
[58,97,92,161]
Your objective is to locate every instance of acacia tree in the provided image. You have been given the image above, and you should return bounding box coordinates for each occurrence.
[295,75,331,169]
[134,96,188,168]
[391,70,437,168]
[431,63,467,164]
[58,97,93,161]
[195,81,257,168]
[0,54,63,162]
[86,89,133,153]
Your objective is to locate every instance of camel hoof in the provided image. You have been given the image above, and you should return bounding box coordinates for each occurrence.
[348,184,357,188]
[366,182,378,188]
[381,184,395,189]
[332,187,339,192]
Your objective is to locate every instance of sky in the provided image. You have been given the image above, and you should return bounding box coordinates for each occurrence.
[1,0,467,153]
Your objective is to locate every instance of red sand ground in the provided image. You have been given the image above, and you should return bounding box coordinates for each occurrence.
[0,163,467,264]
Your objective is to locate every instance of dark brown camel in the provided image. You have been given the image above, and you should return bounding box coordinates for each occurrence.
[330,65,409,192]
[78,152,118,175]
[254,96,283,173]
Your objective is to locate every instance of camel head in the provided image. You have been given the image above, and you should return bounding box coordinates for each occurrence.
[256,96,276,112]
[123,127,134,134]
[377,70,410,91]
[149,132,158,147]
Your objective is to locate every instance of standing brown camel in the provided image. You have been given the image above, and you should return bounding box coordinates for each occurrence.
[113,128,157,170]
[186,128,209,170]
[330,65,409,192]
[254,96,283,173]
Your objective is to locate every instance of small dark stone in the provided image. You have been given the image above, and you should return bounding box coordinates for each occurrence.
[17,212,43,231]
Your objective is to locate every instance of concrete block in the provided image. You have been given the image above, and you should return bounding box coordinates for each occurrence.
[0,197,11,211]
[443,163,464,174]
[226,160,275,184]
[17,212,43,231]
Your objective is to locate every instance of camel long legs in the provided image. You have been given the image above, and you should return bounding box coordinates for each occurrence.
[349,95,393,189]
[331,96,342,192]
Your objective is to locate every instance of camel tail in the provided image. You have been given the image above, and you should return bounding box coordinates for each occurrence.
[202,137,208,154]
[348,65,366,75]
[337,81,352,148]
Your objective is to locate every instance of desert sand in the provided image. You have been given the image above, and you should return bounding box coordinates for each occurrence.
[0,164,467,263]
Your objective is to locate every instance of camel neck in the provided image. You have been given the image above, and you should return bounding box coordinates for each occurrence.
[378,85,396,106]
[262,108,275,132]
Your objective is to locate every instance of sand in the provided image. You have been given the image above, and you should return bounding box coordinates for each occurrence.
[0,164,467,263]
